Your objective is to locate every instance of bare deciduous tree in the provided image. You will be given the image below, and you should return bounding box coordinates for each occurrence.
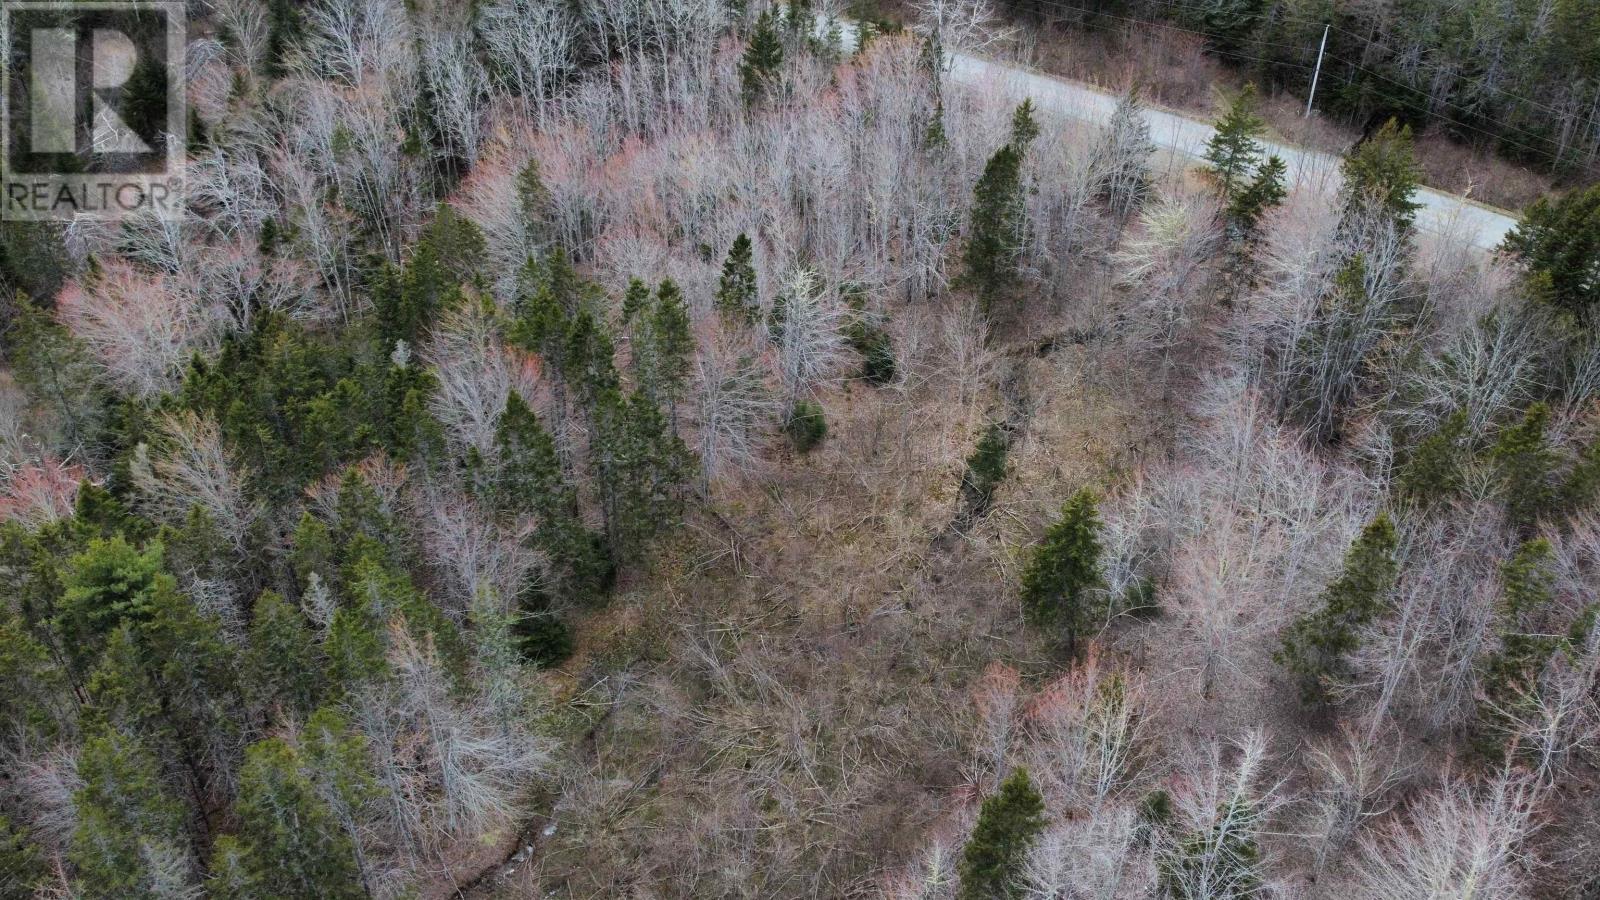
[773,268,847,406]
[128,410,261,553]
[692,327,779,485]
[424,300,518,456]
[56,264,213,400]
[1345,772,1539,900]
[1299,723,1410,871]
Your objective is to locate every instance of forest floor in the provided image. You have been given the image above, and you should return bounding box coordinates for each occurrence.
[471,296,1165,896]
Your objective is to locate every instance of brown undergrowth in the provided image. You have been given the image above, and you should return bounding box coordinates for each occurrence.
[484,301,1157,897]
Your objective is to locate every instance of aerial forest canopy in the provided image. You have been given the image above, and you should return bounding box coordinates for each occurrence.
[0,0,1598,897]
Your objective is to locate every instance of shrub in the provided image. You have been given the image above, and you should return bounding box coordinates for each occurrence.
[784,400,827,453]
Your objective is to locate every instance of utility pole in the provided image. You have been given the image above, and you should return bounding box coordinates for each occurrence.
[1306,24,1330,117]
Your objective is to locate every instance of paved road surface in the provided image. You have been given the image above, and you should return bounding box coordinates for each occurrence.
[868,28,1522,250]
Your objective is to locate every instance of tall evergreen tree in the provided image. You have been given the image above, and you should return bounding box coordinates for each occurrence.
[70,728,194,900]
[594,390,694,563]
[1479,539,1566,754]
[373,204,485,351]
[963,100,1040,313]
[1275,513,1399,705]
[218,737,365,899]
[264,0,302,79]
[1225,154,1286,240]
[1563,437,1600,511]
[299,706,381,892]
[0,615,71,742]
[495,391,611,603]
[118,54,169,146]
[55,535,164,676]
[1491,403,1557,530]
[741,10,785,103]
[621,277,650,325]
[246,590,325,721]
[640,279,694,426]
[1502,182,1600,320]
[0,816,44,898]
[964,145,1026,312]
[1339,119,1422,235]
[8,294,101,452]
[1009,98,1039,154]
[1019,488,1105,653]
[716,234,760,321]
[1397,409,1470,503]
[1203,85,1266,201]
[87,575,244,847]
[956,767,1046,900]
[1192,0,1266,55]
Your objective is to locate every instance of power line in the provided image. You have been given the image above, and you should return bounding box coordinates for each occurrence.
[1012,0,1573,162]
[1139,0,1578,120]
[1017,0,1323,57]
[1321,53,1565,161]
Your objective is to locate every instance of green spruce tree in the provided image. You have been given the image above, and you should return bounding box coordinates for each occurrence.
[643,279,694,427]
[741,11,785,103]
[1019,488,1105,653]
[55,535,164,676]
[962,100,1042,313]
[1478,539,1563,754]
[956,767,1047,900]
[0,816,44,898]
[1275,513,1398,705]
[1204,85,1266,201]
[594,389,694,562]
[1225,154,1286,239]
[1397,409,1470,504]
[221,737,365,899]
[621,277,650,325]
[1339,119,1423,236]
[246,591,325,721]
[716,234,760,321]
[1502,182,1600,320]
[783,398,827,452]
[494,391,611,603]
[70,728,193,900]
[964,143,1026,312]
[1491,403,1557,531]
[959,423,1010,517]
[118,54,169,146]
[264,0,303,79]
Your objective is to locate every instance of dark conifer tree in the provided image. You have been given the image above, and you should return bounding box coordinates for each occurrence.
[1397,409,1470,504]
[1204,85,1266,201]
[1504,182,1600,320]
[1339,119,1423,235]
[1019,488,1105,653]
[716,234,760,321]
[957,767,1046,900]
[643,279,694,426]
[959,423,1009,517]
[741,11,785,103]
[70,728,193,898]
[1275,514,1399,705]
[218,737,365,899]
[1492,403,1557,531]
[964,144,1026,313]
[246,590,325,721]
